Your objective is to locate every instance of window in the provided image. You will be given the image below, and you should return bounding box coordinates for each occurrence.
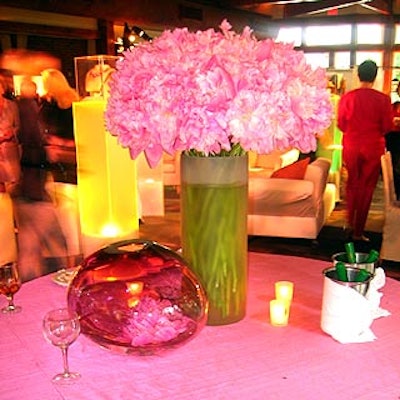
[395,24,400,44]
[304,25,351,46]
[304,52,329,69]
[393,52,400,67]
[272,20,395,93]
[355,51,383,67]
[356,24,384,44]
[275,27,302,46]
[334,52,351,69]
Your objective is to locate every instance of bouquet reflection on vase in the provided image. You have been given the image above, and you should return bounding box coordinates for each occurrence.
[105,19,333,325]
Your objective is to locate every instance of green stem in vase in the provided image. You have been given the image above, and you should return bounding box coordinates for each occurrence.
[181,154,248,325]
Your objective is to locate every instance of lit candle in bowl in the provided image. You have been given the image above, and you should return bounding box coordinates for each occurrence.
[269,299,289,327]
[275,281,294,304]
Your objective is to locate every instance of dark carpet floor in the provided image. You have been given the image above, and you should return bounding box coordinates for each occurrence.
[139,180,400,281]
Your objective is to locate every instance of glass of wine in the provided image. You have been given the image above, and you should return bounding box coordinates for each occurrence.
[0,262,22,314]
[42,308,81,384]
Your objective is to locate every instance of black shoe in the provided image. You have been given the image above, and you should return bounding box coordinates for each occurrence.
[352,234,370,242]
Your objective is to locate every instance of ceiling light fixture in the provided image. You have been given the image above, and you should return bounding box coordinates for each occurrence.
[114,23,153,55]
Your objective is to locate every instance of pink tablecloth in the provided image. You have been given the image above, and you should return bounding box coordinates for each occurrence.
[1,253,400,400]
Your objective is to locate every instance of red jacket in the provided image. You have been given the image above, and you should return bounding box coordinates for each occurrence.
[338,88,393,144]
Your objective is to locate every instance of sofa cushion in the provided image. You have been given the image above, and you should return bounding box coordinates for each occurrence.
[304,158,330,206]
[270,157,310,180]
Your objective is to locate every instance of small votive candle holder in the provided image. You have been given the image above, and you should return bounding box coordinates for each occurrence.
[269,299,290,327]
[275,281,294,304]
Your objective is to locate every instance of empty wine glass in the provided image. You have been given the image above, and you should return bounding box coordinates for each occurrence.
[42,308,81,384]
[0,262,22,314]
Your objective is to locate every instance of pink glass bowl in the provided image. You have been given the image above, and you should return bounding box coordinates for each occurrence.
[67,239,208,355]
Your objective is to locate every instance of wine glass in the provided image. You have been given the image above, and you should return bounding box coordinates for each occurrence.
[42,308,81,384]
[0,262,22,314]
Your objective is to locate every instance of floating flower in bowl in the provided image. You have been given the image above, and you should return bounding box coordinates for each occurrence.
[67,239,208,355]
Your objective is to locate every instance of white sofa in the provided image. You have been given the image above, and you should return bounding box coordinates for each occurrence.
[380,151,400,262]
[248,157,336,239]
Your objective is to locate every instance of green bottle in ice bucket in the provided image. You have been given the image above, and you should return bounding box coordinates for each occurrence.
[365,249,379,263]
[335,261,348,282]
[344,242,356,263]
[354,268,371,282]
[354,249,379,282]
[341,243,378,283]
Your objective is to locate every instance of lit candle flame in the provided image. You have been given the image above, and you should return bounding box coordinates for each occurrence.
[127,281,144,308]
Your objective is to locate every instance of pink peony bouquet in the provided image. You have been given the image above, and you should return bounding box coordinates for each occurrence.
[105,20,332,168]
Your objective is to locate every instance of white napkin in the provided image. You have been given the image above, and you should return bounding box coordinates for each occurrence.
[366,267,391,319]
[320,267,390,344]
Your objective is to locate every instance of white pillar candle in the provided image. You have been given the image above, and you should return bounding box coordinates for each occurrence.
[275,281,294,304]
[270,299,290,327]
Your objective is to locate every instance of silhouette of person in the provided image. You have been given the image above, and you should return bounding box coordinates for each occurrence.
[0,79,20,193]
[39,68,79,184]
[17,78,49,201]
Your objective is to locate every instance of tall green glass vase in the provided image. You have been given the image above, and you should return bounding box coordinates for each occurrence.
[180,153,248,326]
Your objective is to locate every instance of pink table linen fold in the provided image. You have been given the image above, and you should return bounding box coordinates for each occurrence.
[1,252,400,400]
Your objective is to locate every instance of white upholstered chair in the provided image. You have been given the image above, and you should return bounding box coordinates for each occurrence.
[248,157,336,239]
[380,151,400,262]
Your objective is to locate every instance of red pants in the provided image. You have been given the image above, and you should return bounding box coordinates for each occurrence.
[342,138,385,236]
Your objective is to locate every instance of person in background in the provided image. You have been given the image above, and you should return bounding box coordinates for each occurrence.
[0,70,16,100]
[39,68,79,184]
[16,78,48,201]
[13,76,70,282]
[338,60,393,242]
[390,80,400,104]
[0,79,20,193]
[384,101,400,200]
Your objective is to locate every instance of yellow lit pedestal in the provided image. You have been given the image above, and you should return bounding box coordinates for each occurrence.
[0,192,17,265]
[73,99,139,256]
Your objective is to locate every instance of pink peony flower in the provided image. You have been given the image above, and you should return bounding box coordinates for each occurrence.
[105,20,333,168]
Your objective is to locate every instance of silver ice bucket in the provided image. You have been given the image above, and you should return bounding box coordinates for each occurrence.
[332,252,377,275]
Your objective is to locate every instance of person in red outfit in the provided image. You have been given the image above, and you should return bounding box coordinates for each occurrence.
[338,60,393,241]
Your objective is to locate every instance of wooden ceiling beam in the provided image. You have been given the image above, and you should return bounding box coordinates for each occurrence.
[202,0,390,15]
[220,0,322,4]
[0,20,98,39]
[215,0,353,5]
[360,0,392,14]
[282,0,390,17]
